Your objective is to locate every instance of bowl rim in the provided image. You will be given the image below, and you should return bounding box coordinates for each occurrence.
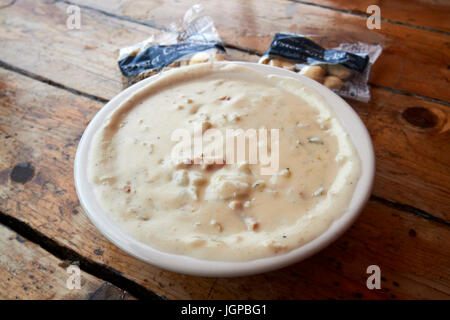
[74,61,375,277]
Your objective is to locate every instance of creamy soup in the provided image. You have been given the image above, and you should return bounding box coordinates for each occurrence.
[88,63,361,261]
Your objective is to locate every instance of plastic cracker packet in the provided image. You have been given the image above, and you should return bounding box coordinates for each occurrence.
[258,33,382,102]
[118,4,228,87]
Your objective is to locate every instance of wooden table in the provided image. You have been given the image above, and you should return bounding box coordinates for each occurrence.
[0,0,449,300]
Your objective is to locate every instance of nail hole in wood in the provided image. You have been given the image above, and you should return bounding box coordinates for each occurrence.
[10,162,35,183]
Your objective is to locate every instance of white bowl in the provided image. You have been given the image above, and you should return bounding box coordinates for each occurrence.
[74,62,375,277]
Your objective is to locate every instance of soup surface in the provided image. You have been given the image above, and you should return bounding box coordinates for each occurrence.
[88,63,361,261]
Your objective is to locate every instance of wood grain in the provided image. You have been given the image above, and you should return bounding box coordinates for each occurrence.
[71,0,450,102]
[76,0,450,33]
[0,0,448,220]
[352,89,450,220]
[0,0,257,101]
[0,67,449,299]
[0,223,134,299]
[295,0,450,33]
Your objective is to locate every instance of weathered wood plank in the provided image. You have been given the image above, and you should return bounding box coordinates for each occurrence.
[0,223,134,300]
[0,0,449,219]
[0,0,256,101]
[71,0,450,102]
[352,89,450,220]
[73,0,450,34]
[207,200,450,299]
[0,68,449,299]
[295,0,450,33]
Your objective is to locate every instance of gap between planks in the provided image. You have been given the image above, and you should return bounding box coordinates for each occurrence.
[59,0,450,108]
[290,0,450,36]
[60,0,450,37]
[0,60,108,104]
[0,210,164,300]
[370,196,450,228]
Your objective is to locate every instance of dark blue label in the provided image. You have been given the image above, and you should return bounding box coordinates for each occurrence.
[119,41,225,77]
[265,33,369,73]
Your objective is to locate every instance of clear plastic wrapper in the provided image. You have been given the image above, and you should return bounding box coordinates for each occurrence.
[258,33,382,102]
[118,4,228,86]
